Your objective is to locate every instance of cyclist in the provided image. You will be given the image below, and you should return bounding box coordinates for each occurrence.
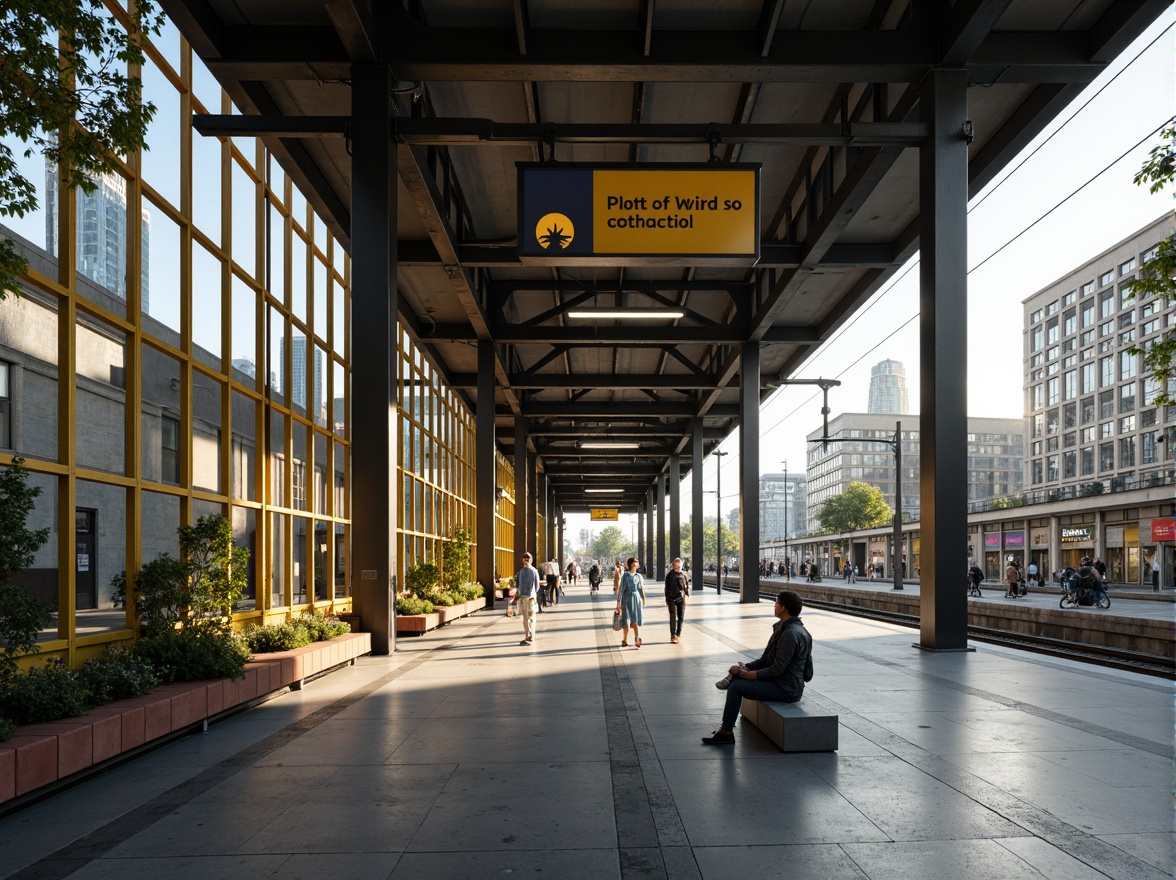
[968,564,984,595]
[1074,557,1098,605]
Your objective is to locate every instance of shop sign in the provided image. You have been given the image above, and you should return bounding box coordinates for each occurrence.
[1060,525,1094,544]
[983,533,1001,549]
[1031,530,1049,547]
[1152,518,1176,542]
[517,163,760,265]
[1004,531,1024,548]
[590,508,619,521]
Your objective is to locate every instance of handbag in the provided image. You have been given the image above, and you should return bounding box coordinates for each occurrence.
[612,609,624,631]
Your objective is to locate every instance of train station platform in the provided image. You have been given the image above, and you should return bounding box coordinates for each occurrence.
[0,589,1172,880]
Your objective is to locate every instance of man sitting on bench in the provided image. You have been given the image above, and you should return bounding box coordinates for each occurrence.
[703,591,814,746]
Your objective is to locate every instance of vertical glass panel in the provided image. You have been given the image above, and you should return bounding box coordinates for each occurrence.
[231,161,256,278]
[192,372,222,493]
[76,314,126,475]
[333,361,346,437]
[20,471,58,641]
[334,522,348,598]
[76,479,125,619]
[312,212,328,256]
[290,326,308,416]
[290,231,307,321]
[149,17,182,75]
[269,409,287,507]
[140,57,181,208]
[191,242,222,368]
[0,291,59,461]
[313,257,328,342]
[192,498,221,522]
[0,131,51,256]
[233,506,257,609]
[289,184,306,234]
[76,172,129,317]
[270,512,287,608]
[142,199,181,339]
[332,273,345,356]
[231,390,256,501]
[267,202,285,299]
[293,516,308,604]
[268,154,286,207]
[314,431,327,514]
[334,440,347,518]
[140,344,181,482]
[313,343,327,427]
[231,276,257,388]
[267,305,285,404]
[141,489,181,560]
[190,126,221,242]
[292,423,309,512]
[312,520,329,601]
[190,55,221,116]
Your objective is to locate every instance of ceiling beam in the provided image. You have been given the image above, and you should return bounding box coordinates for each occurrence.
[452,373,730,390]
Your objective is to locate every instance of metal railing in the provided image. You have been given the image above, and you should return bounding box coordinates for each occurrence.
[968,468,1176,514]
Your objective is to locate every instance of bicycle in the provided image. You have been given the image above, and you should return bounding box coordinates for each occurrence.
[1059,576,1110,609]
[966,574,983,597]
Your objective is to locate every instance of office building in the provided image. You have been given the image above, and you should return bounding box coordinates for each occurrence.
[759,472,807,547]
[867,359,909,414]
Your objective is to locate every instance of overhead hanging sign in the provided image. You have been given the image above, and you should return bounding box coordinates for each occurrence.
[517,163,760,266]
[590,508,620,521]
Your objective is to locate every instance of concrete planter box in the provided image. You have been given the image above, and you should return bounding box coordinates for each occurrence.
[396,596,485,634]
[0,632,371,808]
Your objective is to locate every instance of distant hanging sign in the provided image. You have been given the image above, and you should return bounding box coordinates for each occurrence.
[517,163,760,266]
[590,508,620,521]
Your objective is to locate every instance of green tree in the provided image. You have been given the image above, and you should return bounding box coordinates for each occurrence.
[1124,120,1175,406]
[440,528,472,588]
[0,458,52,681]
[0,0,163,296]
[816,482,892,533]
[592,525,627,563]
[680,516,737,562]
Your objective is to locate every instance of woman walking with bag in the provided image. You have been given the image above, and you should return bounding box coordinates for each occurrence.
[616,557,646,648]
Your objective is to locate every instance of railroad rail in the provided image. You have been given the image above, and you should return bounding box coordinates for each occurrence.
[718,583,1175,679]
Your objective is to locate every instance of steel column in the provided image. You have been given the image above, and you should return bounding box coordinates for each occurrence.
[349,65,398,654]
[918,67,970,651]
[527,452,539,561]
[739,342,761,603]
[637,507,644,567]
[669,454,682,562]
[476,342,497,608]
[691,420,704,587]
[646,488,655,575]
[656,474,666,580]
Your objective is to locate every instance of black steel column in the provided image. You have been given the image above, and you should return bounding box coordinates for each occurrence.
[514,419,529,563]
[646,488,655,574]
[350,65,397,654]
[636,508,644,566]
[476,342,497,609]
[527,452,538,561]
[691,420,704,585]
[919,67,970,651]
[739,342,760,603]
[669,455,681,562]
[655,474,666,579]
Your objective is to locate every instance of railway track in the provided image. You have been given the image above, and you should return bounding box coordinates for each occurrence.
[718,584,1175,679]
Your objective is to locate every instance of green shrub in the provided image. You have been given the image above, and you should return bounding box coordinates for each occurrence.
[80,647,159,703]
[458,583,484,601]
[404,562,440,597]
[245,621,311,653]
[432,591,458,607]
[395,595,434,615]
[441,529,472,589]
[296,610,350,641]
[0,717,13,742]
[134,629,250,683]
[0,458,53,683]
[0,658,91,726]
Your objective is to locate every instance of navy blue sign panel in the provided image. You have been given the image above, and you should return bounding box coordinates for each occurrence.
[518,166,594,258]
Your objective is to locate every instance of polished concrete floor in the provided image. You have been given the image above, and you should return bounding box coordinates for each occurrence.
[1,590,1172,880]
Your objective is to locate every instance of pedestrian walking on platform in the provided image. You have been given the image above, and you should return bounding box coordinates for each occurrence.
[616,557,646,648]
[664,557,690,644]
[515,553,540,645]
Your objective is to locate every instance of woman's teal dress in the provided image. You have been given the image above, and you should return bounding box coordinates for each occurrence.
[618,571,645,626]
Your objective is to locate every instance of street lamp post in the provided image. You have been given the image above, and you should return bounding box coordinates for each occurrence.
[782,459,790,581]
[714,450,728,594]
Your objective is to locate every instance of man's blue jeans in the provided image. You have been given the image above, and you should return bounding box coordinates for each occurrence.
[722,678,799,729]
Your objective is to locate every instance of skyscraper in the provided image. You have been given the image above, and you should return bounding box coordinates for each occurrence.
[868,359,909,414]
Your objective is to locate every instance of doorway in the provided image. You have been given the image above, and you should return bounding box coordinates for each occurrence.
[75,509,97,610]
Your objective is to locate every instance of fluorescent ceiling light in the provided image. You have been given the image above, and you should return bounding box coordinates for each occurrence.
[584,488,625,493]
[567,310,685,320]
[581,442,640,449]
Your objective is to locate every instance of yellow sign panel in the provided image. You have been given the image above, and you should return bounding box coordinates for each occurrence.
[590,508,620,521]
[593,168,758,256]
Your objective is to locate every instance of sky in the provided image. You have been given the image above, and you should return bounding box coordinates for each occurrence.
[568,10,1176,548]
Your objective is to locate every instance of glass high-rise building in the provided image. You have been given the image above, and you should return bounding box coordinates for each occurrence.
[868,359,909,414]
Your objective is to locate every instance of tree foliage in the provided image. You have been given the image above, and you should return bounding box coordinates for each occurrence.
[0,458,52,681]
[591,525,628,563]
[816,482,892,534]
[441,528,473,588]
[0,0,162,295]
[1124,120,1175,406]
[680,516,738,562]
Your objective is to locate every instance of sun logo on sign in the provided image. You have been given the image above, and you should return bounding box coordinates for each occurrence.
[535,212,574,249]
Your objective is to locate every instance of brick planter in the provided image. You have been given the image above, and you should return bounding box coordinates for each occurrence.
[396,596,485,634]
[0,632,371,808]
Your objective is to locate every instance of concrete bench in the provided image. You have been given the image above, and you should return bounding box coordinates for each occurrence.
[740,699,838,752]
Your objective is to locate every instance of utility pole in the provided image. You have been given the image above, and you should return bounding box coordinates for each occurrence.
[782,459,790,580]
